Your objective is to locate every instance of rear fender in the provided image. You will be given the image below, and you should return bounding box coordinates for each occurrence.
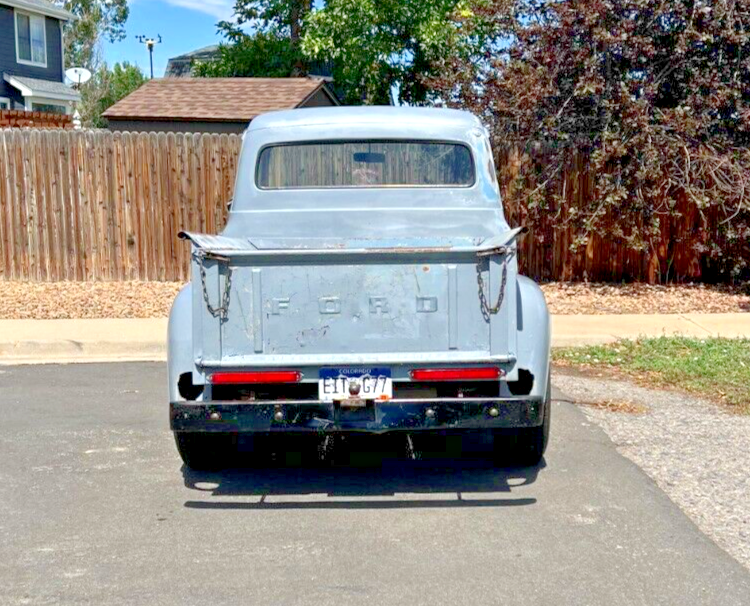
[514,276,551,399]
[168,284,202,402]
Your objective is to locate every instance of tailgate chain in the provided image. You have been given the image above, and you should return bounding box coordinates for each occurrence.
[195,250,232,320]
[476,256,508,321]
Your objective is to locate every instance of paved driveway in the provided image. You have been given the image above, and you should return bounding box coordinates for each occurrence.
[1,363,749,605]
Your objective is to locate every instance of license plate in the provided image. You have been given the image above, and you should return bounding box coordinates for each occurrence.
[319,368,392,403]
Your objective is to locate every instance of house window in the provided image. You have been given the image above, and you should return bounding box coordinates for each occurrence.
[32,102,67,115]
[16,11,47,67]
[0,98,11,110]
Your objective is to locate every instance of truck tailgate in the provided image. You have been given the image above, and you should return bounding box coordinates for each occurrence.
[183,233,519,371]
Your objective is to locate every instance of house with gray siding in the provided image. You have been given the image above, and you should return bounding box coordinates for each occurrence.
[0,0,79,114]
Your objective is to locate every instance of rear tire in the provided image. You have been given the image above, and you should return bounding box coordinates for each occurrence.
[174,432,236,471]
[493,372,551,467]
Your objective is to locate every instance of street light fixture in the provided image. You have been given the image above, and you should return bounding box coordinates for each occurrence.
[135,35,163,79]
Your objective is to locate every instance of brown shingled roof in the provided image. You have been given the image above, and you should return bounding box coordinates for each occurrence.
[102,77,337,122]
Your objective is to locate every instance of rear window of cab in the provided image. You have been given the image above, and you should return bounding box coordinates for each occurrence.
[256,140,475,189]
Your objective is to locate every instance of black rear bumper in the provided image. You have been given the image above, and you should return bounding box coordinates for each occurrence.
[170,397,545,434]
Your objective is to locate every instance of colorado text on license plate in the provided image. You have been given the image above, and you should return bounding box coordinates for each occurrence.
[318,368,392,402]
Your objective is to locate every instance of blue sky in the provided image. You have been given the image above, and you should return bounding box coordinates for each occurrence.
[103,0,235,78]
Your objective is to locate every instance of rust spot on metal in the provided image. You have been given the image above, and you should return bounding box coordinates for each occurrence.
[366,246,453,254]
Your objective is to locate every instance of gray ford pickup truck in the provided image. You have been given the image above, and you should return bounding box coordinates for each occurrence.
[168,106,551,470]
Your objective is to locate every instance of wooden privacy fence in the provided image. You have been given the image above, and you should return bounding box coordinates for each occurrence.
[0,129,241,281]
[498,147,750,283]
[1,128,747,283]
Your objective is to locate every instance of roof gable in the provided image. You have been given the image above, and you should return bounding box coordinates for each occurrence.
[164,45,220,78]
[4,74,80,101]
[0,0,74,21]
[102,78,339,122]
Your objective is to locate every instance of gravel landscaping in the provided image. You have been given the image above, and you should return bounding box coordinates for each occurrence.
[554,369,750,570]
[542,282,750,315]
[0,280,748,319]
[0,281,183,319]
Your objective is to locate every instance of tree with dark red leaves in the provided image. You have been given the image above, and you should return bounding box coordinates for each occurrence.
[431,0,750,282]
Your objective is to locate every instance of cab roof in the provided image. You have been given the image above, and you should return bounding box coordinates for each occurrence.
[247,106,483,133]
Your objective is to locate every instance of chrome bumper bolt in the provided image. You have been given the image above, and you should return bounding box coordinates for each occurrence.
[209,411,221,421]
[488,407,500,418]
[273,410,285,422]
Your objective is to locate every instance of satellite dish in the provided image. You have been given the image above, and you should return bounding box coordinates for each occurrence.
[66,67,92,86]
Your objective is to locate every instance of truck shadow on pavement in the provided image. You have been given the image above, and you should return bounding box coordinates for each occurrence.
[182,433,542,510]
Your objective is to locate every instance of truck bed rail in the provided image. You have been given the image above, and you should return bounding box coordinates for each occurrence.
[178,227,527,259]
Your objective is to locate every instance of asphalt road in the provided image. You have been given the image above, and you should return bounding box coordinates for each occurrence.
[2,363,750,606]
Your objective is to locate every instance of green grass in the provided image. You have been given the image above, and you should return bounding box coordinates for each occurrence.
[554,337,750,410]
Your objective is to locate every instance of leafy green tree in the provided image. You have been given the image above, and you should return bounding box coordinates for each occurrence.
[217,0,311,43]
[78,62,145,128]
[198,0,490,104]
[55,0,129,69]
[302,0,483,105]
[194,0,312,78]
[194,32,303,78]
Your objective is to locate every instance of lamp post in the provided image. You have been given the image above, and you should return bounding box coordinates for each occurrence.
[136,35,162,79]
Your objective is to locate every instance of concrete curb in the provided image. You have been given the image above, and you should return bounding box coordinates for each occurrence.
[551,312,750,347]
[0,319,168,365]
[0,314,748,365]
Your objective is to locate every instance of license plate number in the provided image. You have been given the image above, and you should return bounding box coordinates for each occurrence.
[319,368,392,403]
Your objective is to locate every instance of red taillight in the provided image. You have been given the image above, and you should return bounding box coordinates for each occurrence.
[209,371,302,385]
[409,367,503,381]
